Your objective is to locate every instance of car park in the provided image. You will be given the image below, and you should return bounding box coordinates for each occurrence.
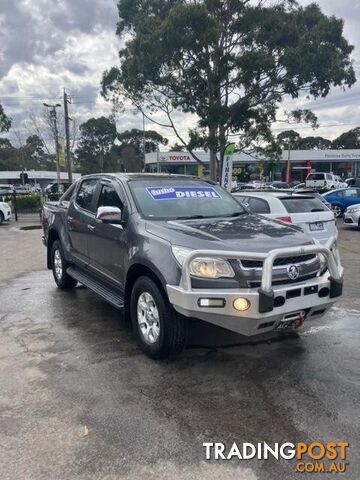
[323,188,360,217]
[42,174,343,359]
[343,203,360,228]
[233,190,337,244]
[0,200,11,224]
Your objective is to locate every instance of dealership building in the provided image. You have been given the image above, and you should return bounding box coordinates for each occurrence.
[145,149,360,181]
[0,170,81,191]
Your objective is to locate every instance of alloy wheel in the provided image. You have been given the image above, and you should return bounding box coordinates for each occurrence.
[137,292,160,344]
[54,248,63,280]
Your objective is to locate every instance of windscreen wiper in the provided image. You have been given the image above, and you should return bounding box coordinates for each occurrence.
[175,214,207,220]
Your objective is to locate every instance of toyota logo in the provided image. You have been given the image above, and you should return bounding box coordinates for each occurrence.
[287,264,299,280]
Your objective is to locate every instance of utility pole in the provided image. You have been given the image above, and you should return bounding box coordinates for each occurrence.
[63,89,73,182]
[285,142,291,184]
[142,112,146,171]
[43,103,61,189]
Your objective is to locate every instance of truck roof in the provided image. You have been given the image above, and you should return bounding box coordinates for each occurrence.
[81,173,210,182]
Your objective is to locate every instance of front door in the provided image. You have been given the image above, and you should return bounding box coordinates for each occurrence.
[67,177,99,265]
[87,180,128,290]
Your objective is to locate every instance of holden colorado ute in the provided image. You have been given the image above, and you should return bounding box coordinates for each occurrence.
[42,174,343,358]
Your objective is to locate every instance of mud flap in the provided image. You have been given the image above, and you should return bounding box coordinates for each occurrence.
[329,276,343,299]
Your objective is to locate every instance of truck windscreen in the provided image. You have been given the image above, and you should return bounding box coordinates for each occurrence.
[128,179,245,220]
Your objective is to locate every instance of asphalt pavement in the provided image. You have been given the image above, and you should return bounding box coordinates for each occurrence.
[0,219,359,479]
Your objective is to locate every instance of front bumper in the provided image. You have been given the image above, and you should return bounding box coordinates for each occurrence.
[166,241,343,336]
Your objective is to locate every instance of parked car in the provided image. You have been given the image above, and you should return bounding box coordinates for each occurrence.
[345,177,360,187]
[323,188,360,217]
[269,181,290,189]
[0,201,11,224]
[232,183,257,192]
[45,182,73,195]
[343,204,360,228]
[233,190,337,244]
[0,184,14,195]
[293,183,306,190]
[41,174,343,358]
[305,173,344,190]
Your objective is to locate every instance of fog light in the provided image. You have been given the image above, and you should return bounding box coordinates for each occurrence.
[198,298,226,308]
[233,297,251,311]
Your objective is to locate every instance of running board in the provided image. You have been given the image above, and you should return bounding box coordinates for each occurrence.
[67,266,124,309]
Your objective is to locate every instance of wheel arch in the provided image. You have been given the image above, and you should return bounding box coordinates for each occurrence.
[124,262,168,321]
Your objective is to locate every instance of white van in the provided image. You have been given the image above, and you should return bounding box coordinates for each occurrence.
[305,173,344,190]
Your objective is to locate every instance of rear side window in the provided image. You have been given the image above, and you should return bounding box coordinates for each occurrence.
[308,174,325,181]
[281,197,327,213]
[343,189,359,198]
[247,197,270,214]
[76,179,98,212]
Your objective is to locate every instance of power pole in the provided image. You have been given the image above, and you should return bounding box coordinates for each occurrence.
[142,112,146,171]
[43,103,61,189]
[63,89,73,182]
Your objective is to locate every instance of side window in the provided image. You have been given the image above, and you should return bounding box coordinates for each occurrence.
[76,179,98,212]
[248,197,270,214]
[97,184,124,210]
[357,189,360,197]
[326,174,332,180]
[344,189,358,198]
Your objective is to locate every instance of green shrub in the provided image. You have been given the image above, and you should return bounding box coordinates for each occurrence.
[12,194,42,212]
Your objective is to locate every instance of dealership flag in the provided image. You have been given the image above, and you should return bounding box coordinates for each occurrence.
[221,143,236,192]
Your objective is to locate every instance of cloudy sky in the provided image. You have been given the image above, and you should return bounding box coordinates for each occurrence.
[0,0,360,150]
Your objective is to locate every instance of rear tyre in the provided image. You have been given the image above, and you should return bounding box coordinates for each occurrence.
[130,276,187,359]
[331,205,342,218]
[0,212,3,225]
[51,240,77,289]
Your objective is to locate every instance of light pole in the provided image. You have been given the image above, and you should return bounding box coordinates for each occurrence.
[43,102,61,190]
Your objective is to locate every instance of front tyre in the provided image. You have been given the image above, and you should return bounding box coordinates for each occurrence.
[51,240,77,289]
[130,276,187,359]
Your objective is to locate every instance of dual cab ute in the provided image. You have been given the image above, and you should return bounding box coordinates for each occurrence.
[42,174,343,358]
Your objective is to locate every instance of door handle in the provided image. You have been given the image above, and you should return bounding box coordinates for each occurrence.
[87,224,95,231]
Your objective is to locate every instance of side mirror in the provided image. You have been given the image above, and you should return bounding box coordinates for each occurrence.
[96,206,122,224]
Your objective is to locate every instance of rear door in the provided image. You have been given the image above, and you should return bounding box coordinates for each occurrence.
[280,196,336,242]
[306,173,325,189]
[87,179,128,289]
[67,177,99,265]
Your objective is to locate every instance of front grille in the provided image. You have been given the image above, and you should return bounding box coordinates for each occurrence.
[240,254,316,269]
[248,272,318,288]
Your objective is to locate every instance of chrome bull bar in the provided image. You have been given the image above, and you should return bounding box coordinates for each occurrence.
[179,238,343,313]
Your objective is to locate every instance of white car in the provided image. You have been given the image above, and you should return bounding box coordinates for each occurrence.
[0,201,11,224]
[233,191,337,244]
[305,173,346,190]
[344,204,360,228]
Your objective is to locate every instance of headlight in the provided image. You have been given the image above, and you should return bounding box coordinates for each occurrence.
[347,207,360,213]
[171,246,235,278]
[190,258,235,278]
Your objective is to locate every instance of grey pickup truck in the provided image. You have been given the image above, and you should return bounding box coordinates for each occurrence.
[42,173,343,358]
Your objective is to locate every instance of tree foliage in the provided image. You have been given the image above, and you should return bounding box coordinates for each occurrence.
[118,128,168,153]
[0,104,11,134]
[332,127,360,149]
[75,117,118,174]
[102,0,356,179]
